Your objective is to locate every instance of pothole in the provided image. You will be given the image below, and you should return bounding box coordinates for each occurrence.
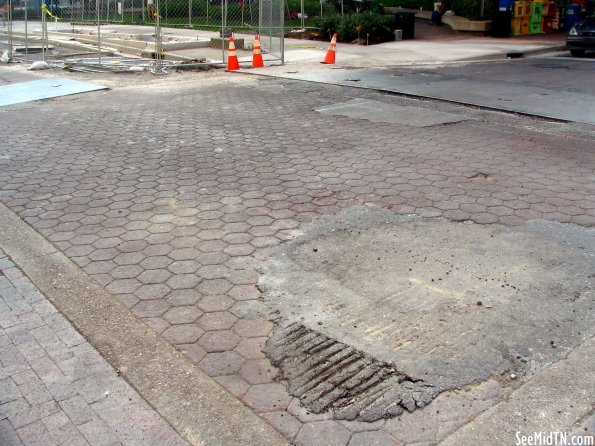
[469,172,492,180]
[259,207,595,421]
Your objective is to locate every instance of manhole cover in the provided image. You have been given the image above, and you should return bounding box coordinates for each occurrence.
[259,207,595,421]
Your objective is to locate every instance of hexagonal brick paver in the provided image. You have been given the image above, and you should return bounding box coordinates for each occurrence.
[163,306,203,324]
[295,421,352,446]
[227,269,260,285]
[109,264,143,280]
[242,383,292,413]
[239,359,277,385]
[140,255,172,270]
[167,260,200,275]
[228,285,261,301]
[197,294,234,313]
[234,337,267,360]
[233,319,273,338]
[168,248,201,261]
[137,269,172,285]
[198,330,241,352]
[162,324,204,344]
[177,343,207,364]
[166,274,201,290]
[114,252,145,265]
[105,279,141,295]
[261,412,303,441]
[213,375,250,399]
[197,279,232,295]
[199,311,238,331]
[132,299,170,318]
[135,284,171,300]
[197,265,230,280]
[349,431,403,446]
[166,289,202,307]
[84,260,117,275]
[196,252,229,266]
[199,351,244,376]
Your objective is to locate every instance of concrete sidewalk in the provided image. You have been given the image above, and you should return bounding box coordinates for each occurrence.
[278,33,567,68]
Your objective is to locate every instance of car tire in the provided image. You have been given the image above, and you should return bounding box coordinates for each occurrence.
[570,49,585,57]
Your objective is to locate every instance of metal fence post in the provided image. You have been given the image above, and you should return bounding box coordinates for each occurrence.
[97,0,101,64]
[7,0,13,61]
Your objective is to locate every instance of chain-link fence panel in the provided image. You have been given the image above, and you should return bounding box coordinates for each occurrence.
[0,0,283,71]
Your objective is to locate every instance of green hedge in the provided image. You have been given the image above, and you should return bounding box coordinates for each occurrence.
[286,0,336,16]
[383,0,496,18]
[450,0,495,18]
[380,0,433,8]
[316,11,395,42]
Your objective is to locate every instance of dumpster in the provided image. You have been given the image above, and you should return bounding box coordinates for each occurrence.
[492,10,513,36]
[394,12,416,39]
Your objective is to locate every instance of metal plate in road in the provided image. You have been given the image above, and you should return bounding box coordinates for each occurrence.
[0,78,108,107]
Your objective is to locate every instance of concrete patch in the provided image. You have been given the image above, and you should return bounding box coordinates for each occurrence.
[315,99,467,127]
[259,207,595,419]
[0,78,108,107]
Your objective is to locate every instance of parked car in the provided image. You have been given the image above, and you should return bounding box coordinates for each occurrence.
[567,14,595,57]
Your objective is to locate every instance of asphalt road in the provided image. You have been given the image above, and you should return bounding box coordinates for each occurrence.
[255,53,595,124]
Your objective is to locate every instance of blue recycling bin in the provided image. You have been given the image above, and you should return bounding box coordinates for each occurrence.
[498,0,514,13]
[563,5,582,31]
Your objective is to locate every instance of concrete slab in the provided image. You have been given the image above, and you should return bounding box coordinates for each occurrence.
[259,207,595,419]
[315,99,468,126]
[250,67,595,124]
[0,77,108,107]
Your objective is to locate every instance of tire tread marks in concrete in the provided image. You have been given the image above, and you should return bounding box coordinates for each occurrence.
[265,319,436,422]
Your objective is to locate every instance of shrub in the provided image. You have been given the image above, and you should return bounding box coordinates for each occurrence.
[287,0,333,16]
[315,11,394,43]
[380,0,433,8]
[317,14,342,38]
[450,0,495,18]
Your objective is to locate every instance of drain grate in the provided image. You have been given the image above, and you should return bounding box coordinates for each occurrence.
[265,319,437,422]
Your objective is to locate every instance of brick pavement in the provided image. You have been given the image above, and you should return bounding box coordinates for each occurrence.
[0,249,188,446]
[0,73,593,445]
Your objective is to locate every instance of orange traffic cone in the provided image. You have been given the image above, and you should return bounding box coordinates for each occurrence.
[226,37,240,71]
[252,35,264,68]
[321,33,337,64]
